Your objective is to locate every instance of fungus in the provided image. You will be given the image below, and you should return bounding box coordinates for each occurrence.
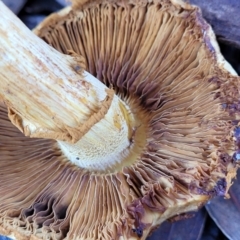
[0,0,240,239]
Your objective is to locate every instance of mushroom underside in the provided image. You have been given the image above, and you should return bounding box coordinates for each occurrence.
[0,0,239,240]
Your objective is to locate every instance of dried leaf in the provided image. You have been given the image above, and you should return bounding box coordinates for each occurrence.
[190,0,240,48]
[0,236,11,240]
[147,208,207,240]
[200,214,228,240]
[206,170,240,240]
[2,0,27,14]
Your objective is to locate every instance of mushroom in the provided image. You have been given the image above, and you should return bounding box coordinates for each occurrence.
[0,0,240,239]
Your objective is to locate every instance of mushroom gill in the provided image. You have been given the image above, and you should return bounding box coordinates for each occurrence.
[0,0,240,240]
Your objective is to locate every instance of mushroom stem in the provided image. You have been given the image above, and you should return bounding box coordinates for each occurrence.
[0,2,135,170]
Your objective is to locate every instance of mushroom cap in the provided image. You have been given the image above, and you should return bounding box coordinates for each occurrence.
[1,0,240,239]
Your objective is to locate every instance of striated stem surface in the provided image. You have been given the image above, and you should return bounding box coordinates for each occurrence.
[0,1,134,170]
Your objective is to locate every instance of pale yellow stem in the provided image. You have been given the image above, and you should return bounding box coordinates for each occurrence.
[0,2,134,170]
